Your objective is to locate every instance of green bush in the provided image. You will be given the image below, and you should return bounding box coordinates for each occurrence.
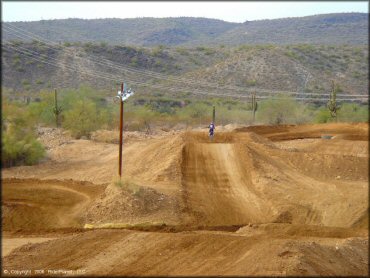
[314,107,332,123]
[338,103,368,123]
[257,95,298,125]
[245,79,257,87]
[62,99,103,138]
[25,90,56,126]
[2,101,45,167]
[2,132,45,167]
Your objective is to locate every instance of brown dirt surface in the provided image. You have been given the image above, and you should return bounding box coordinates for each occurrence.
[3,228,368,276]
[2,237,56,257]
[2,123,368,276]
[237,122,368,141]
[2,178,105,232]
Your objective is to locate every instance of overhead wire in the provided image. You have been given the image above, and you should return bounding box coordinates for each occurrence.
[3,24,368,102]
[4,43,367,102]
[4,23,366,99]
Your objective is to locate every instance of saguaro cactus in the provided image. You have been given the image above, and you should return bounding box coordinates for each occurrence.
[53,89,62,127]
[251,92,258,123]
[327,81,340,122]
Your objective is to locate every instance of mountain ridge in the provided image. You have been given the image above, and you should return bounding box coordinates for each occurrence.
[3,13,368,46]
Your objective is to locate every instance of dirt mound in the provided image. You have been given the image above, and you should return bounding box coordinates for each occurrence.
[304,139,368,157]
[236,223,368,238]
[181,141,274,226]
[3,127,368,230]
[179,130,368,227]
[37,127,73,150]
[237,122,368,141]
[3,229,368,276]
[122,134,184,186]
[90,129,154,144]
[2,179,104,232]
[84,181,180,225]
[2,132,185,187]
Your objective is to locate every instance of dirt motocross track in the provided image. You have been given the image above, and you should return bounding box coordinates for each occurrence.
[2,123,369,276]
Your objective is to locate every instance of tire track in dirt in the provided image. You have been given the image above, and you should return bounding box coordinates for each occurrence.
[181,142,272,226]
[2,179,105,232]
[2,123,369,276]
[180,129,368,229]
[3,228,368,276]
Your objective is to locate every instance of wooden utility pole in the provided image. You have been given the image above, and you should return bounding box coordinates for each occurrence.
[116,82,134,178]
[118,82,124,178]
[212,105,216,124]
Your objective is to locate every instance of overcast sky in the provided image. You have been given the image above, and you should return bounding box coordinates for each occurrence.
[2,1,368,23]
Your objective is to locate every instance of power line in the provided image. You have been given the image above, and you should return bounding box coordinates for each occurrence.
[4,23,366,99]
[4,44,368,103]
[3,25,368,102]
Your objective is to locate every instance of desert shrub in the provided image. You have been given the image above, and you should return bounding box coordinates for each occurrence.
[152,46,163,57]
[295,103,316,124]
[123,105,161,131]
[314,107,332,123]
[2,100,45,167]
[27,91,57,126]
[175,47,188,55]
[21,80,30,86]
[257,95,298,125]
[196,46,206,51]
[338,103,368,123]
[177,102,210,123]
[2,132,45,167]
[214,104,251,125]
[245,79,257,86]
[62,99,104,138]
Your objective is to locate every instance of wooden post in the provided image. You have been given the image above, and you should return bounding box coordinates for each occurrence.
[118,82,124,178]
[212,105,215,124]
[54,89,58,127]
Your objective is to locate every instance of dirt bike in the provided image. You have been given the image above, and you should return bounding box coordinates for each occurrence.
[209,129,214,141]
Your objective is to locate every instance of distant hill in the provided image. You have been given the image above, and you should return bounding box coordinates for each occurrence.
[3,13,368,46]
[2,42,368,100]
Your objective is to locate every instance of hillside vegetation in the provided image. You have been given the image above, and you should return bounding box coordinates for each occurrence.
[2,42,368,98]
[3,13,368,46]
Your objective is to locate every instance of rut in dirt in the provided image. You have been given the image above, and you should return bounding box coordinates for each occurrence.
[181,141,272,226]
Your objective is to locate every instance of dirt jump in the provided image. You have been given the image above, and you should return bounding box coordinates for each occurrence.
[2,123,368,276]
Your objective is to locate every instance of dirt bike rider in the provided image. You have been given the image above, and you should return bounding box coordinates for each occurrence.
[209,122,215,137]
